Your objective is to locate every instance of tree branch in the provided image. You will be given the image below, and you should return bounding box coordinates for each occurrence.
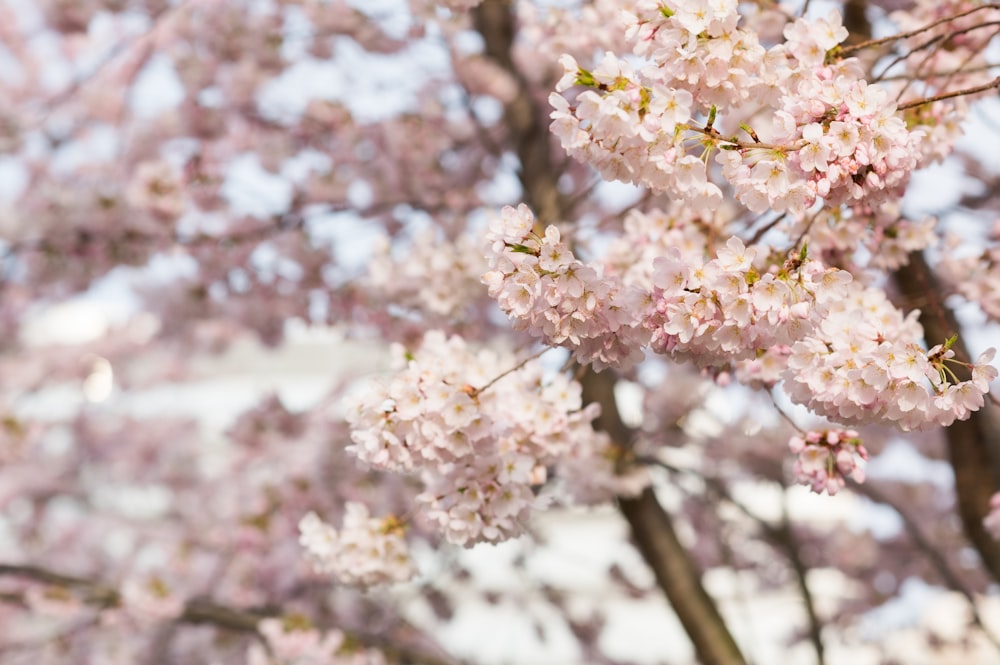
[641,457,826,665]
[896,76,1000,111]
[584,370,748,665]
[838,3,1000,56]
[472,0,564,226]
[0,563,467,665]
[616,488,748,665]
[892,253,1000,583]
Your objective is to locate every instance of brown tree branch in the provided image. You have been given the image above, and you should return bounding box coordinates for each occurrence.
[839,3,1000,56]
[617,488,748,665]
[896,76,1000,111]
[0,563,467,665]
[472,0,564,226]
[642,457,826,665]
[892,253,1000,583]
[584,371,748,665]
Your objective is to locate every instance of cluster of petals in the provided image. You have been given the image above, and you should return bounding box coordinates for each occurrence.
[551,6,925,218]
[23,586,84,619]
[785,284,998,430]
[643,237,852,366]
[515,0,632,82]
[119,575,186,621]
[891,0,1000,67]
[890,1,1000,162]
[368,228,486,319]
[556,439,651,504]
[345,330,624,546]
[603,204,719,289]
[482,204,648,370]
[797,204,937,272]
[889,0,1000,153]
[738,67,923,212]
[789,429,868,496]
[249,617,386,665]
[125,160,187,221]
[298,504,415,587]
[622,0,765,109]
[937,239,1000,322]
[549,51,723,213]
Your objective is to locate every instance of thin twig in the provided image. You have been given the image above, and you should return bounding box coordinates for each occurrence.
[748,213,787,246]
[472,347,549,396]
[779,494,826,665]
[878,63,1000,83]
[769,391,806,433]
[887,22,1000,98]
[897,77,1000,112]
[639,457,826,664]
[839,4,1000,56]
[850,483,1000,653]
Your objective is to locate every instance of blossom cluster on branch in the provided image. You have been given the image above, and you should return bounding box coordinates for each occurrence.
[249,616,389,665]
[343,331,645,553]
[786,291,997,430]
[550,5,928,217]
[789,429,869,495]
[482,203,649,370]
[643,237,852,364]
[484,202,996,431]
[299,505,416,587]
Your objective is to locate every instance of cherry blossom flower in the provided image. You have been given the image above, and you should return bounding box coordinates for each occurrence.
[298,505,415,587]
[789,429,868,495]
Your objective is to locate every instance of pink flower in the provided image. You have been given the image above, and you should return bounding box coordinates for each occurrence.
[790,429,867,496]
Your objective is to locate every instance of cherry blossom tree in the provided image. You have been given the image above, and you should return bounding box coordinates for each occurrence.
[2,0,1000,663]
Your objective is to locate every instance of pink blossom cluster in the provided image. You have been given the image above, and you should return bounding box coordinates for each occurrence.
[737,63,922,212]
[643,237,853,366]
[550,7,925,217]
[368,228,486,319]
[622,0,767,109]
[119,575,186,622]
[298,504,415,587]
[515,0,633,85]
[602,204,719,289]
[734,345,793,387]
[345,330,624,546]
[892,0,1000,75]
[789,429,868,496]
[23,585,84,619]
[125,161,188,221]
[249,617,387,665]
[0,412,46,464]
[482,204,649,371]
[796,204,937,272]
[937,236,1000,322]
[718,68,923,214]
[556,440,651,504]
[549,51,724,213]
[786,284,998,430]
